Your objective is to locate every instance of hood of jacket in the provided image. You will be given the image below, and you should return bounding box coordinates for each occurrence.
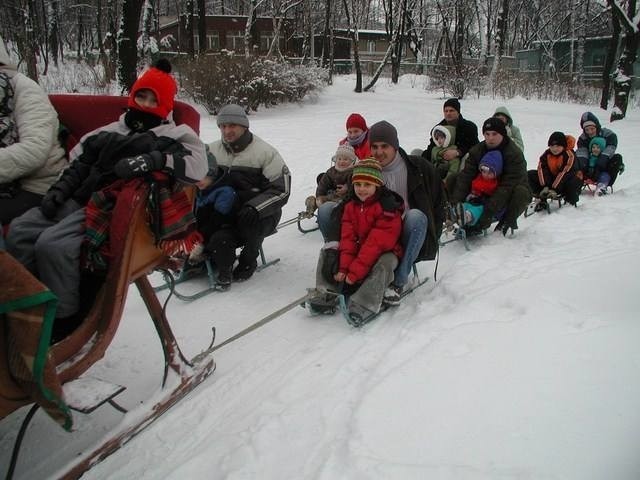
[493,106,513,126]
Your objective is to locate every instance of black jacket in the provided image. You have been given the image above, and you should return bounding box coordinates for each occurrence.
[423,115,479,162]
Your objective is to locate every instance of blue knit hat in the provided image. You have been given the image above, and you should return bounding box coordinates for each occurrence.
[479,150,503,176]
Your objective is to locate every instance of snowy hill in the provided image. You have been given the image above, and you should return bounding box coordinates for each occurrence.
[1,76,639,480]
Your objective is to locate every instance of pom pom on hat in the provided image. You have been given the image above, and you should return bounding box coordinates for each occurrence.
[127,58,177,120]
[443,98,461,113]
[548,131,567,148]
[217,104,249,128]
[369,120,399,150]
[482,116,507,137]
[352,158,384,187]
[346,113,367,131]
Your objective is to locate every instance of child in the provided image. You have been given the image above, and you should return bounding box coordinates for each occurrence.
[456,150,503,227]
[305,144,357,214]
[339,113,371,159]
[527,131,582,207]
[308,158,404,324]
[586,136,610,195]
[429,125,460,186]
[189,155,237,264]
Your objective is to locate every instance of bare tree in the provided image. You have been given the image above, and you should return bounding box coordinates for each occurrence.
[600,4,621,109]
[342,0,367,92]
[266,0,302,59]
[487,0,508,93]
[609,0,639,121]
[118,0,144,92]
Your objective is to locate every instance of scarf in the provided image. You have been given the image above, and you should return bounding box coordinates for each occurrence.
[346,129,367,147]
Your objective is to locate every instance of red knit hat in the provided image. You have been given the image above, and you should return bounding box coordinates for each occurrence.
[346,113,367,131]
[128,59,177,120]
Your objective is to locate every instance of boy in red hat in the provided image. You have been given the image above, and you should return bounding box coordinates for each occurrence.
[7,59,208,339]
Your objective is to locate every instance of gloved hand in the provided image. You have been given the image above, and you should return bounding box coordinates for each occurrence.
[539,187,550,199]
[114,151,165,179]
[40,188,66,219]
[547,189,559,200]
[236,206,259,229]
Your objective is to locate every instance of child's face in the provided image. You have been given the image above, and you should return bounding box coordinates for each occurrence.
[434,132,446,147]
[479,165,497,179]
[334,155,353,170]
[549,145,564,155]
[353,181,377,202]
[347,127,364,139]
[134,89,158,109]
[591,144,602,156]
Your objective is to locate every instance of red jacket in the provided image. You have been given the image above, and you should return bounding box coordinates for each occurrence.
[339,188,403,284]
[470,174,499,197]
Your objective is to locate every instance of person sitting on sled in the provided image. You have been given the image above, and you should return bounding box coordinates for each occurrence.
[575,111,624,196]
[582,136,612,196]
[308,158,404,324]
[527,131,582,207]
[339,113,371,160]
[5,59,208,341]
[429,125,460,192]
[304,143,357,215]
[454,150,503,227]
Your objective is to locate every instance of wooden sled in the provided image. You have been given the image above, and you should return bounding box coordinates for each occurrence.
[1,95,216,479]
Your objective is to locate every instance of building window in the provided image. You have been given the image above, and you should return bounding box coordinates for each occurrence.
[260,32,274,52]
[367,40,376,53]
[207,33,220,50]
[227,30,244,51]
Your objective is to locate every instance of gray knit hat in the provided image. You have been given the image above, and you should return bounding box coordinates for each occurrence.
[368,120,399,150]
[217,104,249,128]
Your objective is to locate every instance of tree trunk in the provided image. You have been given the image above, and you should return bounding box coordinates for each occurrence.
[600,11,620,110]
[343,0,362,92]
[47,0,60,67]
[197,0,206,53]
[321,0,332,68]
[610,0,639,121]
[117,0,144,93]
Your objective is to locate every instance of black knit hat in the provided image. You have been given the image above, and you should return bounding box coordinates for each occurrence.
[548,131,567,148]
[482,117,507,137]
[443,98,461,113]
[369,120,399,150]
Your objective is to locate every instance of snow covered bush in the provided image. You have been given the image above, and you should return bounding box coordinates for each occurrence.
[173,52,328,113]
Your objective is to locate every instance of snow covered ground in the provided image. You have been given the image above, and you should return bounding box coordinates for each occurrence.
[2,75,640,480]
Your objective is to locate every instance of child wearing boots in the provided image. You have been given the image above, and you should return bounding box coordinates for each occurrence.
[584,136,611,195]
[304,143,357,215]
[527,131,582,207]
[454,150,503,229]
[308,158,404,324]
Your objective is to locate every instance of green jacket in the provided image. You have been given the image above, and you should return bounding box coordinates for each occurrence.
[494,106,524,152]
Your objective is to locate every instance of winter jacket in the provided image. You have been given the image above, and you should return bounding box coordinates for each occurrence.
[316,166,352,204]
[339,134,371,160]
[470,174,499,198]
[430,125,460,178]
[536,135,578,190]
[576,112,617,171]
[339,187,403,284]
[451,136,529,218]
[208,131,290,220]
[400,148,445,262]
[50,113,208,207]
[493,106,524,152]
[423,114,479,161]
[0,43,67,195]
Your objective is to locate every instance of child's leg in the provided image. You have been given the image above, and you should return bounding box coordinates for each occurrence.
[350,252,398,314]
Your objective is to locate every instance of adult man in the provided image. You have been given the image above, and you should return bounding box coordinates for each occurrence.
[423,98,479,167]
[0,36,67,228]
[205,104,290,287]
[449,117,531,235]
[575,111,624,193]
[7,59,208,330]
[317,120,444,304]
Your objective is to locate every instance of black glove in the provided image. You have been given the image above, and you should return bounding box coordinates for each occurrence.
[236,206,259,229]
[114,151,165,179]
[40,188,66,219]
[321,248,339,285]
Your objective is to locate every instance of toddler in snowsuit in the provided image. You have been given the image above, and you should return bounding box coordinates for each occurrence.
[527,131,582,206]
[584,136,611,195]
[309,158,404,324]
[429,125,460,190]
[456,150,503,227]
[305,143,357,214]
[189,152,238,264]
